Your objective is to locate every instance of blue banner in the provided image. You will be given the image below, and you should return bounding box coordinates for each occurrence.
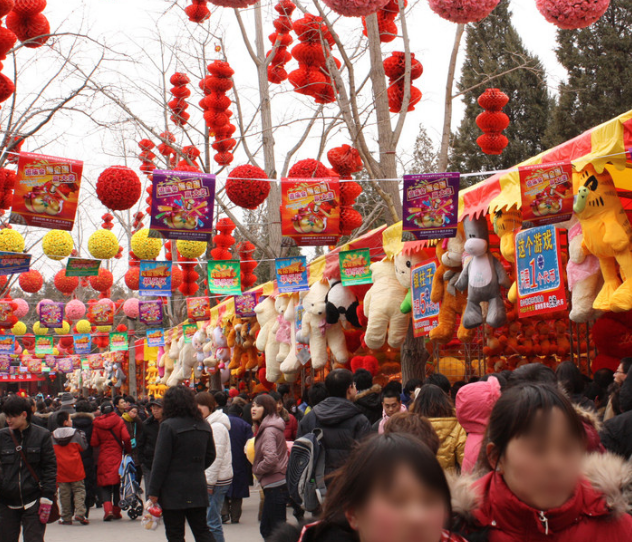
[73,333,92,355]
[0,252,30,276]
[275,256,309,293]
[411,260,440,337]
[146,328,165,348]
[139,260,173,297]
[0,334,15,354]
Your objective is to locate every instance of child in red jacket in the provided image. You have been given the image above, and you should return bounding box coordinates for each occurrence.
[52,410,89,525]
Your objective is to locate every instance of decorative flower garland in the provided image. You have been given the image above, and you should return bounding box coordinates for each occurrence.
[96,166,142,211]
[226,164,270,210]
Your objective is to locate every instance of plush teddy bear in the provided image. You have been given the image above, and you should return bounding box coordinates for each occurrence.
[296,278,349,370]
[255,296,286,382]
[492,206,522,304]
[455,216,511,328]
[239,316,260,370]
[275,297,292,364]
[363,260,410,350]
[325,281,361,328]
[279,294,301,375]
[395,249,426,314]
[192,329,208,375]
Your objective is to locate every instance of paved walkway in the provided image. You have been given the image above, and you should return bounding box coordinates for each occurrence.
[45,490,266,542]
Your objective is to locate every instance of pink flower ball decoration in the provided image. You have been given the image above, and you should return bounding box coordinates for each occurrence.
[322,0,390,17]
[13,298,28,318]
[65,299,86,320]
[427,0,500,23]
[535,0,609,29]
[36,298,53,315]
[123,298,140,319]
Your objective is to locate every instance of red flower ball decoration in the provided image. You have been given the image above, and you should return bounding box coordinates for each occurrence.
[0,168,17,210]
[267,1,295,84]
[288,158,331,178]
[169,73,191,127]
[362,0,404,43]
[54,270,79,296]
[89,268,114,292]
[427,0,500,24]
[19,269,42,293]
[96,166,142,211]
[226,165,270,210]
[535,0,609,29]
[383,51,423,113]
[476,88,509,155]
[209,0,257,8]
[184,0,211,23]
[125,266,140,291]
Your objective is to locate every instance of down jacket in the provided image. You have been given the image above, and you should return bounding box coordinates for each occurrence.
[253,414,288,488]
[429,417,466,472]
[90,411,132,486]
[205,410,233,487]
[450,452,632,541]
[52,426,87,483]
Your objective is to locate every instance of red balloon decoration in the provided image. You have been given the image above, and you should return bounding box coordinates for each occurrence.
[226,164,270,210]
[239,241,257,290]
[184,0,211,23]
[0,168,16,209]
[89,268,114,292]
[476,88,509,155]
[96,166,142,211]
[383,51,423,113]
[267,1,295,84]
[19,269,42,293]
[362,0,404,43]
[54,270,79,296]
[169,73,191,127]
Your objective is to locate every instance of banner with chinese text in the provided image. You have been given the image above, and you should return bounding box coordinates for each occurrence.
[139,300,163,326]
[182,324,197,343]
[519,162,573,225]
[187,297,210,321]
[66,258,101,277]
[207,260,241,295]
[139,260,172,297]
[275,256,309,293]
[0,335,14,354]
[339,249,372,286]
[235,292,258,317]
[39,302,64,328]
[146,328,165,348]
[87,302,114,326]
[109,332,129,352]
[35,336,54,355]
[411,260,440,337]
[0,252,30,275]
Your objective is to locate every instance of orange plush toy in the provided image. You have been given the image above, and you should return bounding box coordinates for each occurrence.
[493,206,522,304]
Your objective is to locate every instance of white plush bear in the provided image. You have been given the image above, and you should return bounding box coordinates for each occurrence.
[363,259,410,350]
[255,296,283,382]
[168,335,198,385]
[275,296,292,364]
[394,249,426,314]
[280,294,301,375]
[296,279,348,370]
[192,329,208,375]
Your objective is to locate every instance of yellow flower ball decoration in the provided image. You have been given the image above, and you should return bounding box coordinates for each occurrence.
[131,228,162,260]
[54,321,70,335]
[12,321,26,336]
[0,229,25,253]
[76,319,92,333]
[96,325,112,333]
[88,229,119,260]
[42,230,73,261]
[176,240,207,259]
[33,322,49,335]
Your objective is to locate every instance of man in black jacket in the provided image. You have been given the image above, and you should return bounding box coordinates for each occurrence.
[138,398,163,495]
[0,395,57,542]
[297,369,371,475]
[353,369,383,425]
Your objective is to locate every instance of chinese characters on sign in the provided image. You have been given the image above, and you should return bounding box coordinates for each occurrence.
[146,329,165,348]
[139,260,173,297]
[411,260,440,337]
[275,256,309,293]
[207,260,241,295]
[139,300,163,326]
[73,334,92,355]
[109,332,129,352]
[519,162,573,225]
[182,324,198,344]
[235,292,258,317]
[339,249,372,287]
[66,258,101,277]
[39,302,64,329]
[187,297,211,321]
[0,252,31,276]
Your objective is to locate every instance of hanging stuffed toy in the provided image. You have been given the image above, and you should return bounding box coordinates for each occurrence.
[455,216,511,328]
[325,280,361,328]
[395,249,426,314]
[280,293,304,375]
[573,163,632,312]
[492,206,522,304]
[255,296,286,382]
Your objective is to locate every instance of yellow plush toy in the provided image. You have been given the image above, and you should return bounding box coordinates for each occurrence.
[493,206,522,304]
[573,164,632,312]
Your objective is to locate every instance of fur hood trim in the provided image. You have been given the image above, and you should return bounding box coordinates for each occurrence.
[449,452,632,520]
[71,411,94,420]
[355,384,382,401]
[574,403,602,432]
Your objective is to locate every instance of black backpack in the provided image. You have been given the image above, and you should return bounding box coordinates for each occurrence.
[286,428,327,512]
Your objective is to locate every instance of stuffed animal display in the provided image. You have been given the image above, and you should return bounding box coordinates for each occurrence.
[492,206,522,304]
[394,250,426,314]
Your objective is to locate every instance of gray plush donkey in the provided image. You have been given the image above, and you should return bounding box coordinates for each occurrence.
[455,216,511,329]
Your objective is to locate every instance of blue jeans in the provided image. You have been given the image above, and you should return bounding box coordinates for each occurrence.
[207,485,229,542]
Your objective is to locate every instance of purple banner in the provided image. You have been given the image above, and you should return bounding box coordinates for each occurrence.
[139,300,163,327]
[235,292,258,317]
[403,172,460,240]
[150,169,216,241]
[39,302,64,329]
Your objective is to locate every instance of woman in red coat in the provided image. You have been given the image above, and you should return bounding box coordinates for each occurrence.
[452,384,632,541]
[91,401,131,521]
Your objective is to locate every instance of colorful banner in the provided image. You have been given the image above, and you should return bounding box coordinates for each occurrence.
[139,260,173,297]
[57,357,73,373]
[516,224,568,317]
[411,259,440,337]
[187,297,210,321]
[235,292,258,317]
[27,358,42,374]
[150,170,216,241]
[339,249,372,286]
[0,355,9,372]
[0,252,30,276]
[73,333,92,355]
[207,260,241,295]
[0,335,15,354]
[44,355,56,368]
[275,256,309,293]
[146,328,165,348]
[109,332,129,352]
[0,300,15,328]
[39,302,64,329]
[281,177,340,245]
[88,353,103,370]
[519,161,573,225]
[35,336,54,354]
[65,258,101,277]
[182,324,197,343]
[10,152,83,230]
[139,300,163,326]
[403,173,460,240]
[87,302,114,326]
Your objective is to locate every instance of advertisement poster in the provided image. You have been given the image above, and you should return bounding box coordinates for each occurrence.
[139,300,163,326]
[44,355,56,369]
[207,260,241,295]
[403,173,460,240]
[519,161,573,225]
[275,256,309,293]
[0,335,14,354]
[235,292,258,317]
[516,224,568,317]
[66,258,101,277]
[411,260,440,338]
[0,355,9,372]
[146,328,165,348]
[339,249,372,286]
[139,260,173,297]
[88,353,103,370]
[87,302,114,326]
[109,332,129,352]
[27,358,42,374]
[0,252,31,275]
[281,177,340,246]
[57,357,73,373]
[10,152,83,230]
[0,300,15,328]
[35,336,54,355]
[73,334,91,355]
[150,170,216,241]
[182,324,198,344]
[39,301,64,329]
[187,297,210,321]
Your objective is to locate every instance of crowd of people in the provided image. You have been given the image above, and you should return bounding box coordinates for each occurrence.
[1,358,632,542]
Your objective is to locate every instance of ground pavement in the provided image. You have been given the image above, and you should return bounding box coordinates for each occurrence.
[45,490,269,542]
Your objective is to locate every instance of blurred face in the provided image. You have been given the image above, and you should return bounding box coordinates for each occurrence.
[117,399,128,412]
[383,397,401,418]
[491,408,584,511]
[151,405,163,421]
[197,404,211,418]
[251,403,264,422]
[276,400,283,414]
[346,465,448,542]
[615,363,627,385]
[6,411,28,431]
[347,381,358,401]
[128,407,138,419]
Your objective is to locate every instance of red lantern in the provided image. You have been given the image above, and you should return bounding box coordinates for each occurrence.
[239,241,257,290]
[226,165,270,210]
[361,0,405,43]
[0,168,17,210]
[267,1,296,84]
[476,88,509,155]
[383,52,423,114]
[96,166,142,211]
[19,269,43,293]
[6,7,50,49]
[210,218,236,260]
[184,0,211,22]
[169,73,191,127]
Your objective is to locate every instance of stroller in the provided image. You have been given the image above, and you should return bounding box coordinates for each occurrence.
[118,454,144,520]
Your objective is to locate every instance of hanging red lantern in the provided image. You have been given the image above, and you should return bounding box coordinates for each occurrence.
[210,218,236,260]
[225,165,270,210]
[267,1,295,84]
[361,0,405,43]
[7,1,50,49]
[0,168,17,209]
[476,88,509,155]
[169,73,191,127]
[383,51,423,113]
[328,145,364,236]
[184,0,211,23]
[239,241,257,290]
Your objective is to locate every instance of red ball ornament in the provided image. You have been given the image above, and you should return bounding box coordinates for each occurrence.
[226,165,270,210]
[288,158,331,178]
[327,145,363,178]
[476,133,509,155]
[428,0,500,24]
[13,0,45,16]
[184,0,211,22]
[535,0,610,30]
[96,166,142,211]
[125,267,140,290]
[19,269,43,293]
[477,88,509,155]
[476,111,510,133]
[54,270,79,295]
[478,88,509,111]
[89,268,114,292]
[0,0,15,18]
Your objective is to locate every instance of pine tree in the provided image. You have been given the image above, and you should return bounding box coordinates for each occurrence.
[409,125,438,174]
[448,0,552,179]
[546,0,632,146]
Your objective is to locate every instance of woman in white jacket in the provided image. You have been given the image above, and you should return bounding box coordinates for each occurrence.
[196,392,233,542]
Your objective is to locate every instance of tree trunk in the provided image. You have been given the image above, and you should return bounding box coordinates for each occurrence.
[400,321,428,383]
